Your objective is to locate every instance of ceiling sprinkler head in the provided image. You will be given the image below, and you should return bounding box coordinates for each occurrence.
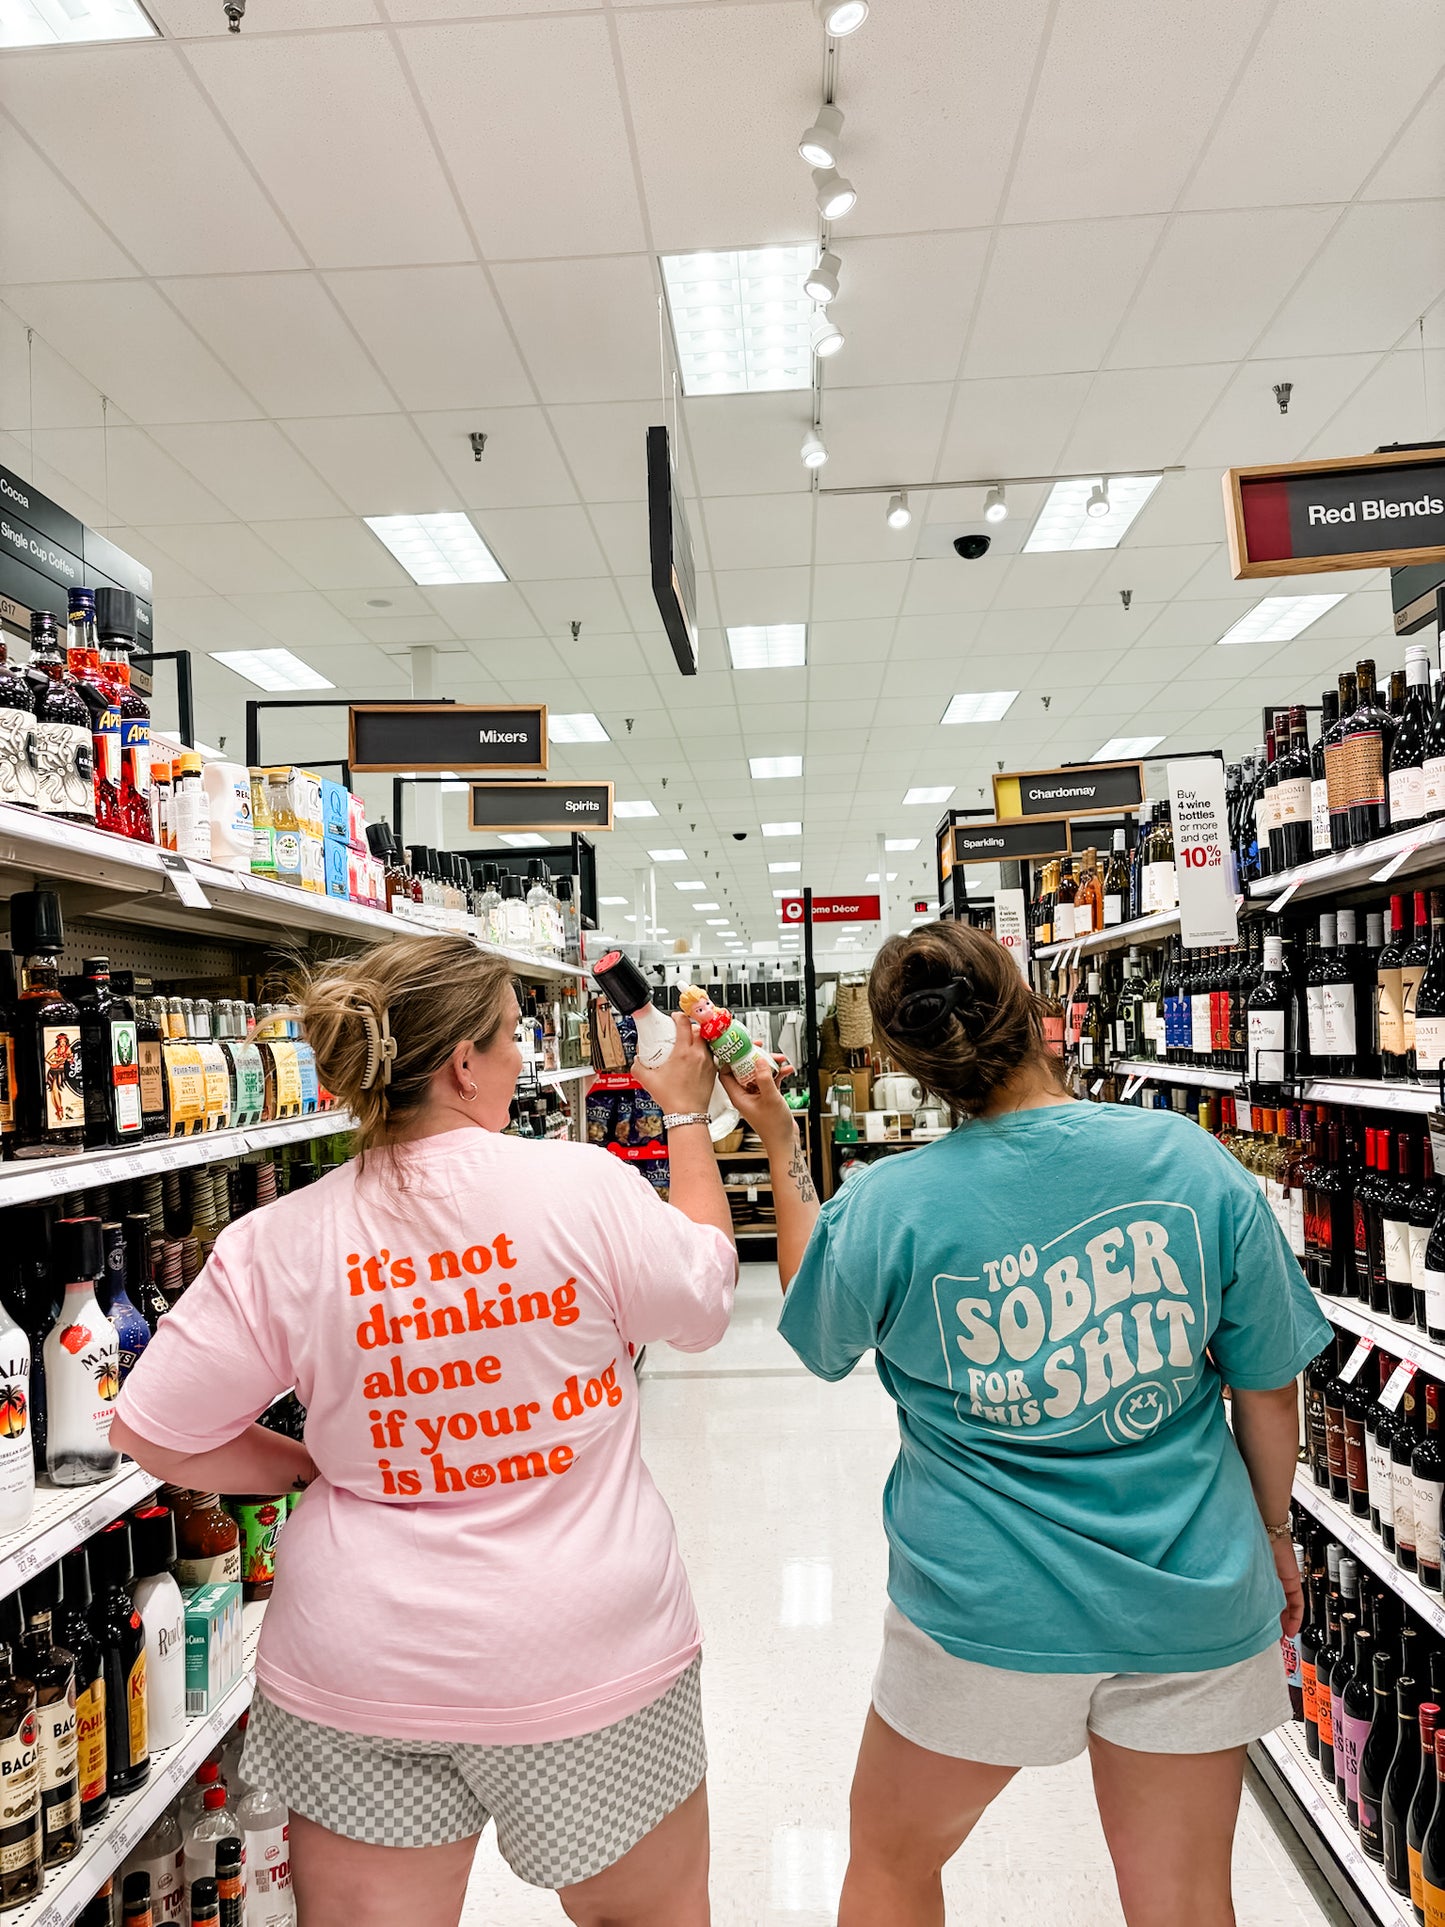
[224,0,244,28]
[469,430,488,460]
[1273,382,1293,415]
[1120,589,1133,610]
[570,620,582,640]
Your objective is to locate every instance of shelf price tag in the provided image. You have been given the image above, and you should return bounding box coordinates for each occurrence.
[1380,1358,1419,1410]
[1267,879,1301,914]
[1338,1337,1374,1384]
[158,850,211,909]
[1372,840,1421,883]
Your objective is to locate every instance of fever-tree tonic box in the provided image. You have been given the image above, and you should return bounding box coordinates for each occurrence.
[184,1582,243,1716]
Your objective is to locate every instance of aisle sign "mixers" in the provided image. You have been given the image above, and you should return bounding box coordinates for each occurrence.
[1224,446,1445,578]
[349,703,547,773]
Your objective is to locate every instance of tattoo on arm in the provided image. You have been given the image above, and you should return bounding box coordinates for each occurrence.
[787,1139,818,1204]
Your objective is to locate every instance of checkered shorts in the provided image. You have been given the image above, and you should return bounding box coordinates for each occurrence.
[239,1658,706,1889]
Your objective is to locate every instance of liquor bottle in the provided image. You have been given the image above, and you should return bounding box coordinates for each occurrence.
[1392,642,1436,829]
[55,1548,107,1828]
[124,1214,169,1335]
[0,632,38,813]
[64,587,124,835]
[1413,1140,1440,1329]
[0,1636,42,1909]
[1312,687,1339,855]
[1394,1374,1423,1573]
[1416,1380,1445,1592]
[1247,930,1293,1098]
[1419,1728,1445,1923]
[1409,1700,1441,1912]
[216,1836,245,1927]
[1345,658,1396,846]
[18,1591,81,1868]
[134,991,168,1138]
[1382,895,1412,1080]
[27,610,95,824]
[43,1218,120,1486]
[128,1506,186,1754]
[10,891,85,1159]
[1385,1135,1419,1323]
[1425,672,1445,821]
[0,1279,32,1537]
[1361,1643,1403,1858]
[100,1221,149,1384]
[95,588,153,844]
[1368,1349,1400,1546]
[89,1521,148,1798]
[77,958,143,1149]
[1414,890,1445,1092]
[1386,1679,1426,1888]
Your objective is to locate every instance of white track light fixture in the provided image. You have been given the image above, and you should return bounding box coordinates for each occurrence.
[810,312,845,360]
[984,485,1008,524]
[813,167,858,219]
[1086,480,1111,519]
[886,492,912,530]
[798,105,844,168]
[804,250,841,304]
[801,428,829,470]
[815,0,869,35]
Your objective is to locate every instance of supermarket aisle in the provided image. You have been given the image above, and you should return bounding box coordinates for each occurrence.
[461,1265,1343,1927]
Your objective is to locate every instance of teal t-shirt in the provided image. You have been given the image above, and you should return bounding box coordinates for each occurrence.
[778,1102,1332,1675]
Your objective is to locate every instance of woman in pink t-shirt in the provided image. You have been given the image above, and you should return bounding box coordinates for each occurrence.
[111,933,750,1927]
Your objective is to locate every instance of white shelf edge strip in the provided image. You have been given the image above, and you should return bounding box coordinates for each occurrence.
[1111,1061,1440,1112]
[1252,1723,1412,1926]
[1033,910,1181,962]
[1291,1474,1445,1638]
[1248,822,1445,905]
[0,1110,358,1206]
[0,1465,161,1606]
[538,1066,594,1086]
[18,1605,265,1927]
[1315,1295,1445,1381]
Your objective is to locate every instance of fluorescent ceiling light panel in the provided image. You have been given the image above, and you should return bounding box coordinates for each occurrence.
[727,624,807,669]
[1023,474,1163,553]
[772,888,795,898]
[364,512,507,585]
[649,848,687,862]
[547,712,609,743]
[1,0,155,46]
[865,872,899,882]
[653,927,670,936]
[1092,736,1163,761]
[1215,593,1347,647]
[941,690,1018,725]
[904,785,954,805]
[661,246,817,397]
[751,756,803,779]
[762,821,801,837]
[769,861,801,874]
[210,649,333,692]
[614,799,659,818]
[693,900,720,910]
[885,837,920,851]
[499,833,549,848]
[673,879,706,890]
[706,917,729,926]
[599,896,629,905]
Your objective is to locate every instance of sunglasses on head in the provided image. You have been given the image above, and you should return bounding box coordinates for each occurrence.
[892,973,977,1039]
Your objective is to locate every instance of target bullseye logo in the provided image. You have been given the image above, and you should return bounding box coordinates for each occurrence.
[782,899,805,923]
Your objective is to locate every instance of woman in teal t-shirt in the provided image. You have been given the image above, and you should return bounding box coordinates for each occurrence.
[727,919,1330,1927]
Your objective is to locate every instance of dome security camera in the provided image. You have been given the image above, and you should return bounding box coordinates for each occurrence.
[732,831,748,841]
[953,534,991,561]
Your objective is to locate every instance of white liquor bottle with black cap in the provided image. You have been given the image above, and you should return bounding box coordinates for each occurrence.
[592,952,677,1070]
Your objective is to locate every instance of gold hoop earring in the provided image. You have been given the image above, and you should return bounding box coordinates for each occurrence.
[462,1081,479,1102]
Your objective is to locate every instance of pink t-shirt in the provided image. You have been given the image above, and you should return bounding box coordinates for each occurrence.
[115,1127,736,1744]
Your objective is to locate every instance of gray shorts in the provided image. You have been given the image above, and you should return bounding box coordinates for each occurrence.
[873,1603,1292,1766]
[240,1657,706,1889]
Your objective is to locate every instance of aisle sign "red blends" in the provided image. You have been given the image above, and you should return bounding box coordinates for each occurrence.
[780,895,881,924]
[1224,448,1445,579]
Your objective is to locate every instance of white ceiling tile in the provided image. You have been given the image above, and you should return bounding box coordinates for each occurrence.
[901,558,1002,617]
[810,562,910,623]
[1083,544,1217,606]
[419,584,543,640]
[327,584,434,620]
[934,374,1092,482]
[0,45,303,276]
[972,607,1070,653]
[1304,347,1445,458]
[964,219,1164,379]
[137,521,310,596]
[587,501,651,576]
[186,31,473,269]
[683,392,814,497]
[1363,73,1445,200]
[1108,208,1343,369]
[464,504,606,580]
[1183,353,1382,468]
[32,425,232,525]
[0,119,135,284]
[887,613,987,659]
[712,567,811,627]
[255,517,409,592]
[1184,0,1445,209]
[987,552,1110,611]
[385,0,600,13]
[163,274,396,417]
[226,592,366,650]
[148,421,346,521]
[1255,203,1445,358]
[520,577,633,638]
[702,495,813,572]
[546,401,676,504]
[325,267,533,412]
[412,407,577,510]
[150,0,378,26]
[818,384,952,490]
[828,233,991,391]
[1006,2,1254,222]
[1058,362,1234,472]
[402,17,645,259]
[491,256,661,404]
[353,613,456,646]
[279,415,455,517]
[814,494,930,567]
[1,281,260,425]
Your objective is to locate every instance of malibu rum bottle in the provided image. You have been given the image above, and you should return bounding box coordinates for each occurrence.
[10,892,84,1159]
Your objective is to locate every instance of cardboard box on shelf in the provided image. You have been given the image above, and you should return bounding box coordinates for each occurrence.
[183,1581,243,1716]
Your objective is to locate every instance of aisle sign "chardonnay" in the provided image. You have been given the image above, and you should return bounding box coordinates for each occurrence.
[1224,446,1445,579]
[993,762,1143,821]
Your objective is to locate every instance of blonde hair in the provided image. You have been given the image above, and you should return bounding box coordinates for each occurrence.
[296,934,515,1150]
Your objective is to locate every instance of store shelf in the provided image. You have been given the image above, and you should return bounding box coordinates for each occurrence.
[1033,908,1180,963]
[1311,1295,1445,1381]
[1292,1474,1445,1639]
[0,1464,160,1606]
[0,1109,356,1206]
[1250,1722,1409,1927]
[0,803,581,981]
[538,1065,594,1086]
[13,1604,265,1927]
[1249,821,1445,909]
[1112,1060,1440,1113]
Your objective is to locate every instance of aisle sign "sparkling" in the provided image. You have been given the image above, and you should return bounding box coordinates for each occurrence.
[1166,757,1237,948]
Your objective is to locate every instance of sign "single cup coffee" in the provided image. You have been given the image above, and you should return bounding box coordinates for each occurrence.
[1224,446,1445,579]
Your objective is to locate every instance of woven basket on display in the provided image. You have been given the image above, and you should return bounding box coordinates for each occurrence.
[713,1126,745,1154]
[836,981,873,1051]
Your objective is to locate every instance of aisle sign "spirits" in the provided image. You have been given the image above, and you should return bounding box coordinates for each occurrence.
[469,782,614,833]
[1224,447,1445,579]
[1166,757,1238,948]
[349,703,547,773]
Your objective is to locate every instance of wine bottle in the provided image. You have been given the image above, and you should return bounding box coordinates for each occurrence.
[1102,829,1129,927]
[1345,658,1396,846]
[1300,1568,1325,1759]
[1392,643,1435,828]
[1345,1352,1376,1519]
[1338,908,1374,1078]
[1325,669,1358,854]
[1312,687,1339,855]
[1309,912,1356,1075]
[1247,931,1293,1099]
[1304,1346,1332,1487]
[1386,1675,1426,1890]
[1382,895,1412,1080]
[1147,801,1177,911]
[1315,1587,1344,1788]
[1361,1643,1403,1858]
[1413,1140,1440,1329]
[1368,1348,1400,1547]
[1266,710,1288,873]
[1253,724,1275,881]
[1415,1380,1445,1592]
[1333,1606,1363,1805]
[1414,891,1445,1093]
[1385,1134,1418,1323]
[1323,1336,1352,1502]
[1394,1374,1424,1573]
[1054,857,1078,943]
[1419,1727,1445,1924]
[1425,672,1445,821]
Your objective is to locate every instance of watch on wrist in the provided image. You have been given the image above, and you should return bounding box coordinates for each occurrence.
[662,1111,711,1131]
[1263,1519,1294,1541]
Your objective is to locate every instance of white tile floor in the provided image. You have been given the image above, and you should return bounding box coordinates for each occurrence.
[461,1265,1347,1926]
